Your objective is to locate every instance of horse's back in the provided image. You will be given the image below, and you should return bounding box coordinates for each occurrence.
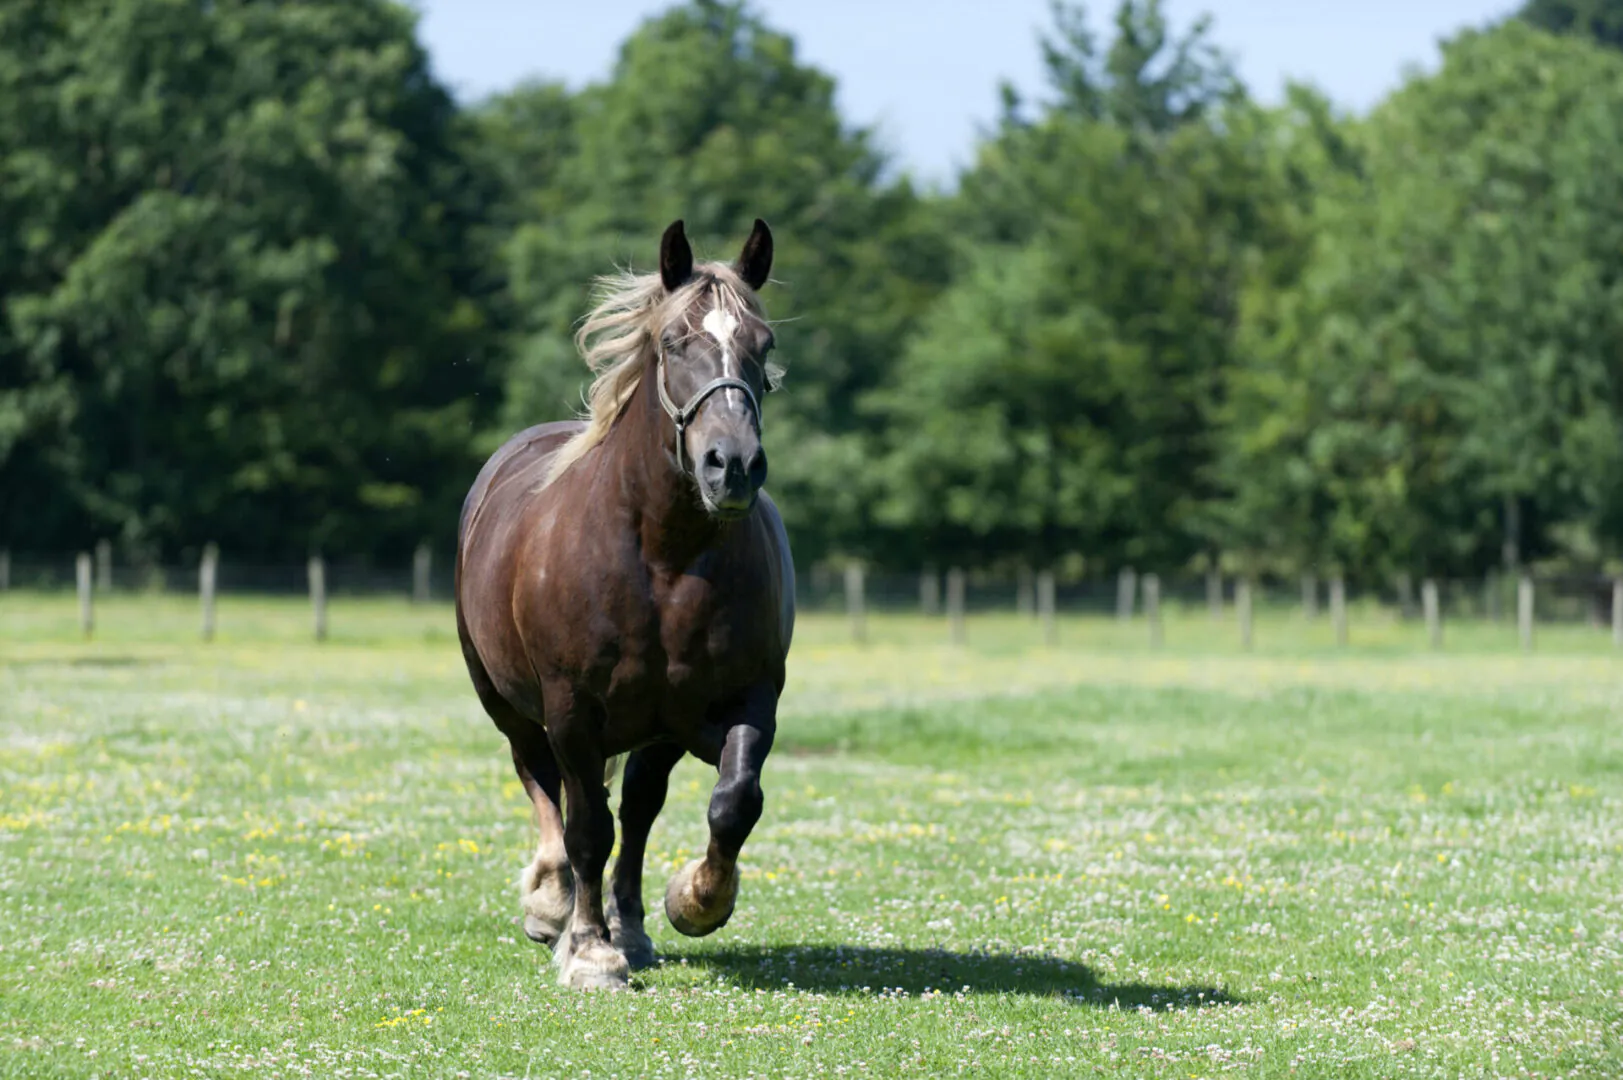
[458,421,583,558]
[756,491,795,655]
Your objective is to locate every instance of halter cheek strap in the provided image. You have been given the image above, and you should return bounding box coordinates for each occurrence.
[655,350,761,474]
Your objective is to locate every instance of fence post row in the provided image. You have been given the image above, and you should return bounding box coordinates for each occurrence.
[1330,575,1347,648]
[1144,573,1162,647]
[77,552,94,638]
[1301,573,1318,621]
[1237,577,1253,651]
[946,567,966,645]
[308,555,328,643]
[844,563,866,643]
[1036,570,1056,646]
[200,543,219,643]
[1422,578,1441,650]
[1517,574,1534,652]
[1206,569,1223,621]
[1117,568,1136,621]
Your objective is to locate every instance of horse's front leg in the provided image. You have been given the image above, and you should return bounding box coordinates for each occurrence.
[607,743,685,970]
[545,689,629,991]
[665,683,777,937]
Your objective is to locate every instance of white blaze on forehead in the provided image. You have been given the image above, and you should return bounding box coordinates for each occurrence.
[700,305,744,409]
[701,306,740,363]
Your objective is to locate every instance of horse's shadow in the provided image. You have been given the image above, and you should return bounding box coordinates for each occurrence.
[658,944,1238,1010]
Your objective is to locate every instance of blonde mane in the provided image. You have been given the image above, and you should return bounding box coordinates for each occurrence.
[539,261,782,490]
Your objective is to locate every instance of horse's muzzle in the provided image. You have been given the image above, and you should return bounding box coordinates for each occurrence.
[698,436,766,520]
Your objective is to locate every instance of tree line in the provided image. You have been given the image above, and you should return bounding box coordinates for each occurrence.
[4,0,1622,585]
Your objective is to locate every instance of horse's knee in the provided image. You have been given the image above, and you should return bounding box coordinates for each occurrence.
[707,774,763,855]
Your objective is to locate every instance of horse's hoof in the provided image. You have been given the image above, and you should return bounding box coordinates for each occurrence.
[568,968,629,992]
[558,935,630,991]
[664,858,737,938]
[608,902,658,971]
[616,932,657,971]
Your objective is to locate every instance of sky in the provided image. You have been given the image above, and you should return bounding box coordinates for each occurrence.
[413,0,1519,183]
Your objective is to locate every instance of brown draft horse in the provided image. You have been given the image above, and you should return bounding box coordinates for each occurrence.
[455,220,793,990]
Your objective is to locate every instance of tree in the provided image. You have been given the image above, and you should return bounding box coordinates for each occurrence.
[869,0,1265,571]
[1225,23,1623,580]
[0,0,499,562]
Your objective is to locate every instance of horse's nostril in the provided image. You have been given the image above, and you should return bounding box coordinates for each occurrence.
[747,449,768,487]
[702,447,726,476]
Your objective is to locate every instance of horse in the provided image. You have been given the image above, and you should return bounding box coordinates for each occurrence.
[455,219,794,990]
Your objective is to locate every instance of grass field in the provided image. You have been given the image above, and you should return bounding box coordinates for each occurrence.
[1,593,1620,1078]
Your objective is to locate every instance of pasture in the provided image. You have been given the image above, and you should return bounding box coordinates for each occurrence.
[1,594,1619,1078]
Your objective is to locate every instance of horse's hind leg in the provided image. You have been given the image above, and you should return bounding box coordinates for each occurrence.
[666,684,777,938]
[607,743,684,970]
[509,737,573,946]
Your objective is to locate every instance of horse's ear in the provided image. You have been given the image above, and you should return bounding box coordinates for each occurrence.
[660,220,693,292]
[736,218,773,291]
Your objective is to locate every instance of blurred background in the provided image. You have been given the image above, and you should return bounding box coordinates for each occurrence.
[4,0,1621,621]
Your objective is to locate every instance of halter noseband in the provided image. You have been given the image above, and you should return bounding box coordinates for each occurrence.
[655,347,761,474]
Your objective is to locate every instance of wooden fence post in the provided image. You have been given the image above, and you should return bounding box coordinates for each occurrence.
[413,543,432,604]
[1144,573,1162,647]
[309,555,328,642]
[1116,568,1137,621]
[1396,572,1415,620]
[1017,566,1035,618]
[946,567,966,645]
[920,569,939,616]
[77,552,94,638]
[1422,578,1441,650]
[1037,570,1056,646]
[95,539,112,593]
[1613,578,1623,649]
[1485,571,1500,623]
[200,543,219,643]
[1237,577,1253,651]
[1330,575,1347,648]
[0,548,9,591]
[1207,569,1223,621]
[845,563,866,643]
[1301,573,1318,621]
[1517,575,1534,652]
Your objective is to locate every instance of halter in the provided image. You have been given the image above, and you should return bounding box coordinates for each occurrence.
[655,347,761,474]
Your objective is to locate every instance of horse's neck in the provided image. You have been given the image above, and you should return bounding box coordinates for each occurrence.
[614,366,722,569]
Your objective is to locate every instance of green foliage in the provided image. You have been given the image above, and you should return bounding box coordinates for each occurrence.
[7,0,1623,582]
[1521,0,1623,48]
[0,0,499,562]
[1224,24,1623,579]
[870,2,1264,570]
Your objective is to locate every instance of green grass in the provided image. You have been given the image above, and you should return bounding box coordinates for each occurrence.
[1,593,1620,1078]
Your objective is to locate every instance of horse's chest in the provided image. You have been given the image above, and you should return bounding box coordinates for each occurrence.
[609,590,751,706]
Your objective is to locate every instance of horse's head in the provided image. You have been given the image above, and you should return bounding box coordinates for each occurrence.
[654,218,777,521]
